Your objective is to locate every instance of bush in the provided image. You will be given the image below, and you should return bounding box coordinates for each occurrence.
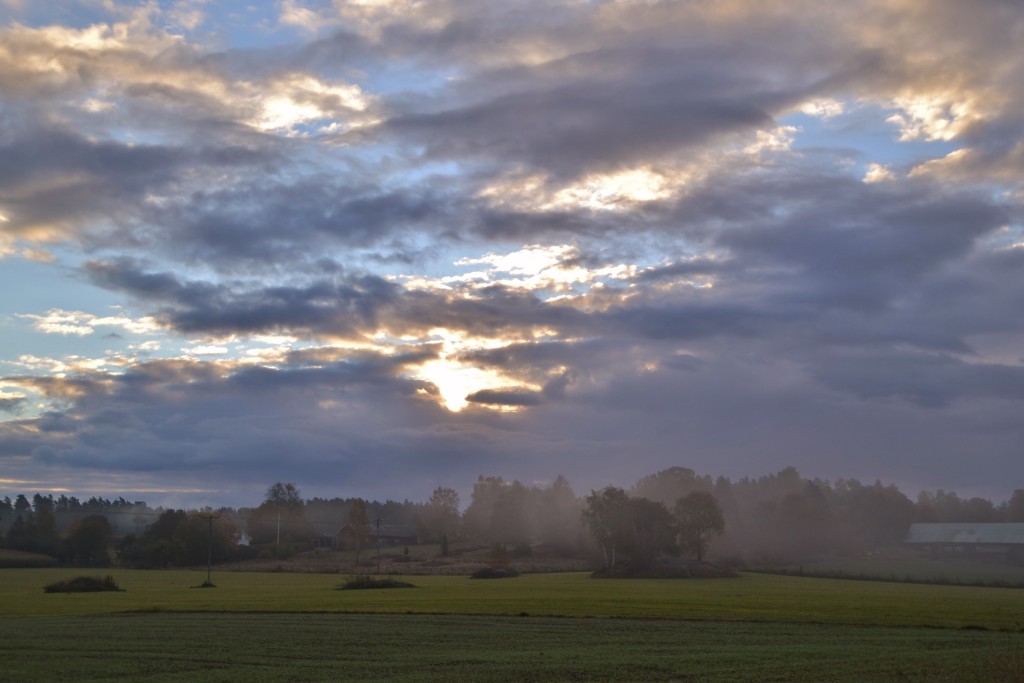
[471,567,520,579]
[488,543,511,568]
[591,562,737,579]
[337,574,415,590]
[44,575,123,593]
[273,543,296,560]
[512,543,533,558]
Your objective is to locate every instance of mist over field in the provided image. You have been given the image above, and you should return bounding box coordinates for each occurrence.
[5,464,1023,576]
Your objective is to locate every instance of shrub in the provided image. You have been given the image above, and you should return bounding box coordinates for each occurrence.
[591,562,737,579]
[44,575,123,593]
[273,543,296,560]
[337,574,415,590]
[488,543,511,568]
[471,567,519,579]
[512,543,533,558]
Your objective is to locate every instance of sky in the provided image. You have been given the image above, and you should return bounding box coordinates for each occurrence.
[1,0,1022,509]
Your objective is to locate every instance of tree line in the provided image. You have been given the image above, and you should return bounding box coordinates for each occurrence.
[3,467,1023,569]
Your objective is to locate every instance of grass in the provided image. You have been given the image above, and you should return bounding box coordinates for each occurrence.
[0,612,1021,682]
[3,568,1024,681]
[5,568,1024,630]
[763,556,1024,587]
[222,542,590,575]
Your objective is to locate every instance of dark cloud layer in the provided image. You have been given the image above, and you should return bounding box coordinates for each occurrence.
[1,1,1023,505]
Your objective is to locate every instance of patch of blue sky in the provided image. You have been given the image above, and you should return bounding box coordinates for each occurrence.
[382,158,467,187]
[0,248,110,318]
[0,246,161,365]
[4,1,111,30]
[75,117,168,146]
[982,223,1024,251]
[362,63,464,98]
[200,5,311,49]
[780,103,958,173]
[0,321,129,380]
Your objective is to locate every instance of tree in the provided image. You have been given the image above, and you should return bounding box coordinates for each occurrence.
[489,481,530,548]
[148,509,189,541]
[32,493,55,513]
[534,475,583,554]
[419,487,460,546]
[31,505,61,556]
[265,482,303,509]
[583,487,632,572]
[174,513,238,566]
[247,482,312,546]
[844,481,914,548]
[67,515,111,567]
[118,509,237,568]
[461,476,505,540]
[675,491,725,561]
[963,496,997,523]
[6,514,28,550]
[4,501,60,557]
[584,488,678,574]
[1007,490,1024,522]
[346,499,371,565]
[118,510,186,568]
[14,494,31,514]
[632,467,710,506]
[624,497,677,570]
[0,496,11,539]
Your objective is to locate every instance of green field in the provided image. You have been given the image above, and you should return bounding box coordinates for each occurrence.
[2,569,1023,681]
[764,556,1024,587]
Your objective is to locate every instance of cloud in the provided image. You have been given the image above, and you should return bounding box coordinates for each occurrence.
[0,114,275,249]
[84,258,400,338]
[808,348,1024,408]
[0,395,26,414]
[466,387,545,408]
[17,309,160,337]
[385,56,776,179]
[2,0,1024,505]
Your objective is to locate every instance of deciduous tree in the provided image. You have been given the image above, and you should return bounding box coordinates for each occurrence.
[674,491,725,562]
[1007,490,1024,522]
[419,487,460,545]
[584,488,678,573]
[67,515,111,567]
[583,487,631,572]
[247,482,312,546]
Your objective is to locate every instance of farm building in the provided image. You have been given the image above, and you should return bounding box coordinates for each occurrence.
[904,523,1024,558]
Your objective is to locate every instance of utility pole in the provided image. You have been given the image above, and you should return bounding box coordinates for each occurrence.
[200,512,221,587]
[276,509,281,546]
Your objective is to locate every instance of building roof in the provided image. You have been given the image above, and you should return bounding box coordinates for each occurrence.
[905,523,1024,545]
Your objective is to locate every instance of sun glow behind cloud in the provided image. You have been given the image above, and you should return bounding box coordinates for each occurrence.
[416,357,508,411]
[407,327,535,412]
